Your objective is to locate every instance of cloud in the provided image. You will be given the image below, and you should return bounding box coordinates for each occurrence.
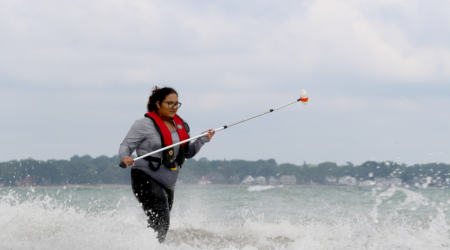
[1,0,450,165]
[1,0,450,90]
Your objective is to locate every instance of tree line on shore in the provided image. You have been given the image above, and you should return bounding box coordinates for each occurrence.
[0,155,448,187]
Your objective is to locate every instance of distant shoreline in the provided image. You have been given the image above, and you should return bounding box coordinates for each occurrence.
[1,183,446,190]
[0,184,131,190]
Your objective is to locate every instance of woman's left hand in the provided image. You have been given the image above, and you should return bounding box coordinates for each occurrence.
[204,129,215,141]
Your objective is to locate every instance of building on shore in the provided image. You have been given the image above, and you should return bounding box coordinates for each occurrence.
[198,176,211,185]
[255,176,266,185]
[280,175,297,185]
[358,180,375,186]
[374,177,402,187]
[412,176,432,188]
[228,175,241,184]
[324,176,337,185]
[338,176,357,186]
[242,175,254,185]
[310,180,319,185]
[268,176,279,185]
[21,176,36,186]
[206,172,226,184]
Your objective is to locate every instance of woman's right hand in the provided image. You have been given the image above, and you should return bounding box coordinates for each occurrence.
[123,156,135,166]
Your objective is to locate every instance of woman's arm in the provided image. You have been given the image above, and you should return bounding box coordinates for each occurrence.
[186,129,215,159]
[118,120,146,167]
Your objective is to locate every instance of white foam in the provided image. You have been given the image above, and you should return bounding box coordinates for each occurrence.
[247,185,280,192]
[1,187,450,250]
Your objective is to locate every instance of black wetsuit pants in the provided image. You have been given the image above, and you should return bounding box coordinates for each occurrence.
[131,169,174,243]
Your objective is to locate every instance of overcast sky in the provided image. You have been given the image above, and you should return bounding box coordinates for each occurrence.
[1,0,449,165]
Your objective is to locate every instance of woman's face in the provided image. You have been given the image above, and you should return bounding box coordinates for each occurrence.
[156,93,179,120]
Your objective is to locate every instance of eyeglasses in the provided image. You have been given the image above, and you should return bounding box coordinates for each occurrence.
[162,101,182,109]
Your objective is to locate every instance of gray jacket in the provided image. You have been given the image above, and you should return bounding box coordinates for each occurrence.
[119,116,209,190]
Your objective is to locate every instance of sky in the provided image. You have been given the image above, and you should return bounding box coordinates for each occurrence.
[1,0,449,166]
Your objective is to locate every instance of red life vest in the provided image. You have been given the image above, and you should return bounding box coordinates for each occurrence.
[145,111,189,146]
[144,111,190,170]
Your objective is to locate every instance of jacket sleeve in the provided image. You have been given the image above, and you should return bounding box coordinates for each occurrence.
[186,132,209,159]
[118,120,146,168]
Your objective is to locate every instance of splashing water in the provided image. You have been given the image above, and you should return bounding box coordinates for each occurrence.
[247,185,281,192]
[1,186,450,250]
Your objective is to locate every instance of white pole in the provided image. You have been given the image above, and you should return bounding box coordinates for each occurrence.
[133,91,309,162]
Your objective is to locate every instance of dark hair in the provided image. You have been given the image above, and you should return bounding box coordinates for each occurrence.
[147,86,178,112]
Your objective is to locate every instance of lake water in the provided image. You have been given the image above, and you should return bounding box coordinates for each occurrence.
[1,185,450,249]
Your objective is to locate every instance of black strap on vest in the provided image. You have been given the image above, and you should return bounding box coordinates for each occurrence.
[142,156,163,171]
[175,116,190,167]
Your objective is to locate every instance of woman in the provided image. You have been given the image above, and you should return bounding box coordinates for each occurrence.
[118,86,214,243]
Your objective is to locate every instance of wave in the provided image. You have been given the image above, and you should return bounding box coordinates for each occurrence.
[247,185,282,192]
[1,187,449,249]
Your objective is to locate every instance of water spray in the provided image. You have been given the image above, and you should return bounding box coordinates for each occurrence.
[133,89,309,162]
